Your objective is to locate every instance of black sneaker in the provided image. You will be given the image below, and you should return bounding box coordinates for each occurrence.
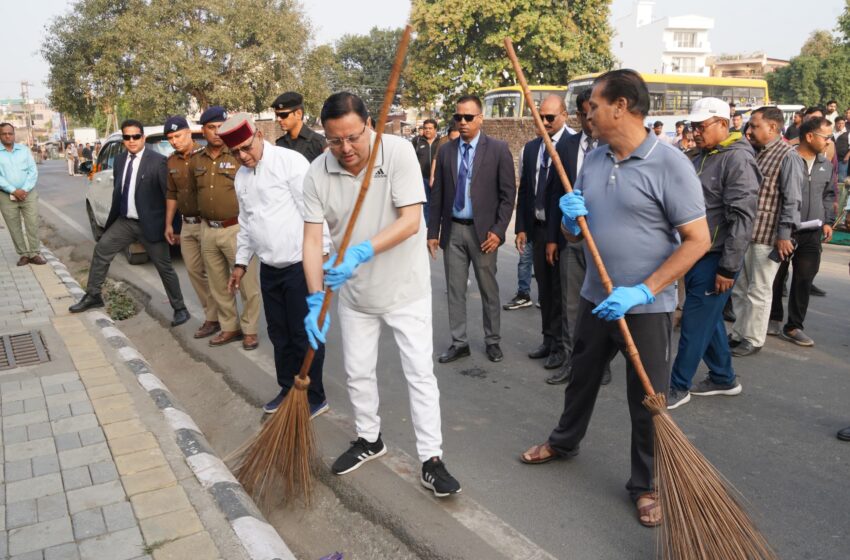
[690,376,742,396]
[667,388,691,410]
[420,457,461,498]
[332,436,387,475]
[503,293,533,310]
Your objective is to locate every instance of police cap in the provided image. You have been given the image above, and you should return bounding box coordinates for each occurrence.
[199,106,228,125]
[163,116,189,133]
[271,92,303,111]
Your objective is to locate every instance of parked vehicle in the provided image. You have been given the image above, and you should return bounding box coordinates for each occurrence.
[85,127,206,265]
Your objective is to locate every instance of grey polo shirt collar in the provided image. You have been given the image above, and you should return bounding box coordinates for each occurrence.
[604,129,659,163]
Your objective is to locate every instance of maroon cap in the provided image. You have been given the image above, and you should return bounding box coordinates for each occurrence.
[218,112,257,149]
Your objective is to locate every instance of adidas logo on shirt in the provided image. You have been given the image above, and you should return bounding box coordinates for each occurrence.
[374,168,387,178]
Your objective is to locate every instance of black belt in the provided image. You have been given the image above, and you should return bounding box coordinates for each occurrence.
[452,217,474,225]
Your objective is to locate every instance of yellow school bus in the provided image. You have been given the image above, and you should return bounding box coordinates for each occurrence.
[483,85,569,119]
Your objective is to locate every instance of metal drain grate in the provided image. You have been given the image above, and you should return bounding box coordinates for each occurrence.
[0,331,50,370]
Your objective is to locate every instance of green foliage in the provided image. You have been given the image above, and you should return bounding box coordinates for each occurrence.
[404,0,614,109]
[332,28,405,117]
[43,0,326,123]
[767,25,850,108]
[103,280,137,321]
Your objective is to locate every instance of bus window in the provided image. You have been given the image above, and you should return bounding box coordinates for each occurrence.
[484,92,522,118]
[566,80,594,113]
[665,87,688,111]
[523,90,566,117]
[689,88,705,106]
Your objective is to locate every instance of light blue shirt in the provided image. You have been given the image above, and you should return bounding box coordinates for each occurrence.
[576,132,705,314]
[0,144,38,194]
[452,131,481,219]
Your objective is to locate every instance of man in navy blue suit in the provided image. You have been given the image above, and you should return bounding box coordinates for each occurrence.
[70,119,188,327]
[544,88,611,385]
[515,95,572,371]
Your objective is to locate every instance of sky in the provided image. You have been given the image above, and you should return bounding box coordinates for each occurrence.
[1,0,845,100]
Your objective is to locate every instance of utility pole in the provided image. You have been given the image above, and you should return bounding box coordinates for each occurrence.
[20,81,34,146]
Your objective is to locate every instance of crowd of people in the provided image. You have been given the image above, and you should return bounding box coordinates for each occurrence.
[3,68,848,528]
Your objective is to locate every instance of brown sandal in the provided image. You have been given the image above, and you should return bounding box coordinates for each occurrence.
[520,442,560,464]
[636,492,662,528]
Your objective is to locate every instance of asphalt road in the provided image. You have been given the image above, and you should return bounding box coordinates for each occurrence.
[34,160,850,560]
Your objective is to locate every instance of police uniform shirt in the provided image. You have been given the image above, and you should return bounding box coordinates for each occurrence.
[190,146,241,221]
[275,125,327,163]
[166,143,202,217]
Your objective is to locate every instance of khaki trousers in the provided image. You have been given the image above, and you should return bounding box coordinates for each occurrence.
[201,222,260,334]
[180,221,217,322]
[730,243,780,347]
[0,191,40,257]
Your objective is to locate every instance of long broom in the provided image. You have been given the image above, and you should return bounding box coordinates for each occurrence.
[229,25,414,507]
[503,38,777,560]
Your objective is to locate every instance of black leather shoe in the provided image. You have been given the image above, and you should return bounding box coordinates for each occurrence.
[438,345,470,364]
[810,284,826,297]
[528,343,550,359]
[546,363,572,385]
[171,308,190,327]
[837,427,850,441]
[731,339,760,357]
[723,303,736,323]
[727,334,740,348]
[543,350,565,370]
[600,363,612,385]
[486,344,503,362]
[69,294,104,313]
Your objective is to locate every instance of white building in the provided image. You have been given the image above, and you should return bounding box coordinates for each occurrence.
[613,1,714,76]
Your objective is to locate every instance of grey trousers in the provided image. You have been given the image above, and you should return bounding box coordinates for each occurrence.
[86,217,185,310]
[557,241,587,356]
[444,222,501,345]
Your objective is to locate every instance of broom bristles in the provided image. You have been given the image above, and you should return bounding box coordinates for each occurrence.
[644,393,777,560]
[229,377,317,507]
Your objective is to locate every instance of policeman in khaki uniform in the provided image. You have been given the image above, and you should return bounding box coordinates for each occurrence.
[191,106,261,350]
[163,116,220,339]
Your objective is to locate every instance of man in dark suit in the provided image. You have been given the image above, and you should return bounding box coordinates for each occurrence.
[428,95,516,363]
[70,119,189,326]
[515,95,571,371]
[544,88,611,386]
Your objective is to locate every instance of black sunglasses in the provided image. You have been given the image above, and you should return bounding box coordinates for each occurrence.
[275,108,300,119]
[453,113,479,123]
[539,114,560,123]
[122,134,143,141]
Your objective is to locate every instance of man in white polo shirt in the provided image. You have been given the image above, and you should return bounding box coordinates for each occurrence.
[301,92,461,498]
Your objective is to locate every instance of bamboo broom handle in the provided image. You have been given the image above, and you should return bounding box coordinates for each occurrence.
[297,25,414,380]
[503,38,657,398]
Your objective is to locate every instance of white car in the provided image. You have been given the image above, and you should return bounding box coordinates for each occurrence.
[85,128,205,264]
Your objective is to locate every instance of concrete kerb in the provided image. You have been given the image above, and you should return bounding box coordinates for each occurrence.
[40,245,295,560]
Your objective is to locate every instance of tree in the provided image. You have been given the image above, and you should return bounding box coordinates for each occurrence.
[42,0,328,123]
[332,28,405,117]
[404,0,614,109]
[800,30,836,58]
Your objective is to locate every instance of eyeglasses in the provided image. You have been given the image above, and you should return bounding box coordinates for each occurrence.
[539,114,562,123]
[326,125,368,148]
[275,109,299,120]
[452,113,480,123]
[231,131,258,155]
[812,132,833,140]
[691,120,721,133]
[122,134,143,141]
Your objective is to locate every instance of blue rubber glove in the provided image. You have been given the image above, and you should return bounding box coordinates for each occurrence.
[592,284,656,321]
[323,240,375,291]
[559,190,588,236]
[304,291,330,350]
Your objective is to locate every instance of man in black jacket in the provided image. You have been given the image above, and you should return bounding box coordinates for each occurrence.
[515,95,570,370]
[413,119,440,222]
[69,119,188,326]
[769,116,835,346]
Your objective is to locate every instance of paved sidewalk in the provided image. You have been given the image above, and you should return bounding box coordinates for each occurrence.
[0,229,252,558]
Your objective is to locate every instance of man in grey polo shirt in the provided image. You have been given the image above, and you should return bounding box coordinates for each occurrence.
[301,92,461,498]
[520,70,710,527]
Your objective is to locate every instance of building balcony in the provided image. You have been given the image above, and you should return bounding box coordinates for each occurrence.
[664,43,711,54]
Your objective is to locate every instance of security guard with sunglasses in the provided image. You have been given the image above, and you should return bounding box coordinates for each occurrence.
[190,106,262,351]
[271,91,327,162]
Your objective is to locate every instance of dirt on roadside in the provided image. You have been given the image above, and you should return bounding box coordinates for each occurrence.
[41,227,418,560]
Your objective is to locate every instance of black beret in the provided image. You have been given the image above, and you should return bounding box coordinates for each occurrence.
[199,106,228,125]
[271,92,303,111]
[163,116,189,133]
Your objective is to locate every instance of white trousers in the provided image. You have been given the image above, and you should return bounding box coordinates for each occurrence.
[730,243,780,347]
[338,295,443,462]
